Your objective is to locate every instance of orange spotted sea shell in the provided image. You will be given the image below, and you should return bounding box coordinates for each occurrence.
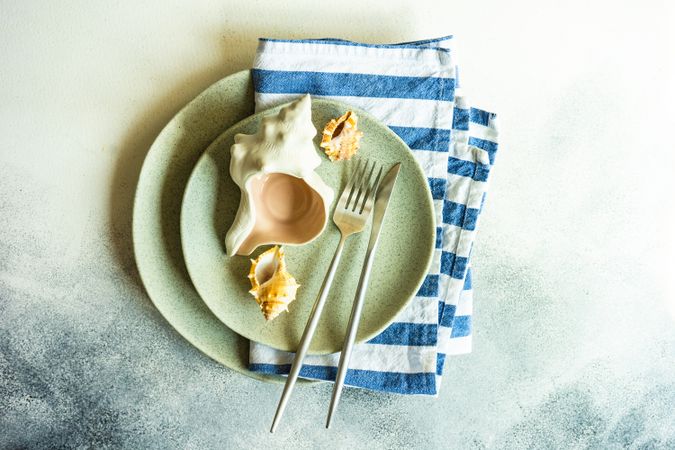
[320,111,364,161]
[248,246,300,321]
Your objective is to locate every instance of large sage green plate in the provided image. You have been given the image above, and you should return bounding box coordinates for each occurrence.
[133,70,295,383]
[181,99,436,355]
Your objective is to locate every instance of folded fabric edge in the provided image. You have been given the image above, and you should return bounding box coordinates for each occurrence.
[436,97,500,375]
[258,35,453,51]
[249,363,438,396]
[255,37,454,63]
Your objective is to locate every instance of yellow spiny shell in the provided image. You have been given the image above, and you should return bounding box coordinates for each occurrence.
[320,111,364,161]
[248,246,300,321]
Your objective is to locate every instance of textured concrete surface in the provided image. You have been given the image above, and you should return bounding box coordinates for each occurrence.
[1,1,674,448]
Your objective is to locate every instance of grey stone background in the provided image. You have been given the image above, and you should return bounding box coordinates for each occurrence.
[1,1,674,448]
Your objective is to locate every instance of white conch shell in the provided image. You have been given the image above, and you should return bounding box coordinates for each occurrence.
[225,95,334,256]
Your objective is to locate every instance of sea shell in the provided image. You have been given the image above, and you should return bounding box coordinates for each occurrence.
[320,110,364,161]
[225,95,335,256]
[248,246,300,321]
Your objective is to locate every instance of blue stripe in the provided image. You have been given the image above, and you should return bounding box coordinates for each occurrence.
[389,126,451,152]
[252,69,455,101]
[439,303,456,327]
[447,157,489,182]
[436,353,446,376]
[260,37,452,52]
[440,251,469,280]
[428,177,447,200]
[452,108,469,130]
[435,227,443,249]
[249,364,437,395]
[417,274,439,297]
[468,137,498,164]
[443,200,479,230]
[469,107,496,127]
[450,315,471,338]
[394,35,453,47]
[438,300,443,323]
[367,322,437,346]
[463,268,472,290]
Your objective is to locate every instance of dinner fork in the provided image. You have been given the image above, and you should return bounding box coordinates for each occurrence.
[270,158,383,433]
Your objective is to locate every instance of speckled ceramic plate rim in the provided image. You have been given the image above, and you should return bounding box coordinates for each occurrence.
[180,98,436,354]
[132,70,313,384]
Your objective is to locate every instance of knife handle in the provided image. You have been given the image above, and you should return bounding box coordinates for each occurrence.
[325,241,378,428]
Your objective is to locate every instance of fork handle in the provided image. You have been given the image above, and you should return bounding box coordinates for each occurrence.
[325,242,377,429]
[270,234,347,433]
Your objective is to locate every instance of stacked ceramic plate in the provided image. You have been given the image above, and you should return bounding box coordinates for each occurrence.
[132,71,436,382]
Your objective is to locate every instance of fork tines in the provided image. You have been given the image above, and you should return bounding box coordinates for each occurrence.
[342,158,384,214]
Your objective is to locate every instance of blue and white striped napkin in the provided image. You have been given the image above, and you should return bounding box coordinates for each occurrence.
[248,36,499,395]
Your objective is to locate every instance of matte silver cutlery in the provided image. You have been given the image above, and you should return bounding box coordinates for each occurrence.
[270,158,383,433]
[325,162,401,429]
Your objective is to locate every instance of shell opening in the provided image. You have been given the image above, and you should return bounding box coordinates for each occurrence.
[320,110,363,161]
[248,246,299,321]
[332,121,346,138]
[237,173,327,255]
[225,95,334,256]
[254,248,279,284]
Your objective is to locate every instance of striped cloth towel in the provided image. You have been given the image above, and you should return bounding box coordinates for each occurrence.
[248,36,499,395]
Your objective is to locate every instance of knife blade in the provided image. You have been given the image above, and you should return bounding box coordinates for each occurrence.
[366,162,401,251]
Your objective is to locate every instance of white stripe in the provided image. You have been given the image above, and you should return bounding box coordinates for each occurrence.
[434,374,443,393]
[433,199,444,214]
[437,326,452,346]
[249,344,339,367]
[451,129,469,148]
[344,344,438,373]
[433,199,444,228]
[456,288,473,316]
[255,93,455,129]
[438,327,473,355]
[439,275,465,305]
[250,342,437,374]
[442,224,476,257]
[454,95,470,110]
[255,49,455,78]
[412,149,449,179]
[454,226,474,258]
[470,121,499,140]
[432,249,443,272]
[393,296,439,324]
[446,173,486,208]
[453,142,491,165]
[450,140,490,166]
[257,40,455,67]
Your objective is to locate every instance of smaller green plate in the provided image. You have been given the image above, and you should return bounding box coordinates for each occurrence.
[181,99,435,355]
